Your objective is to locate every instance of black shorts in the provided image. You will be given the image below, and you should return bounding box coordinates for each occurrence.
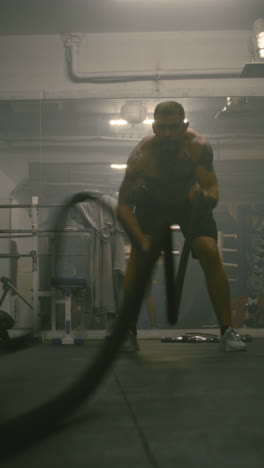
[178,207,218,242]
[135,200,218,257]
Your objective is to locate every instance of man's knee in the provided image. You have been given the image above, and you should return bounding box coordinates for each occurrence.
[192,237,221,267]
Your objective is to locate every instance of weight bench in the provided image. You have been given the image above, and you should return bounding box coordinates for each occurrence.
[50,276,87,345]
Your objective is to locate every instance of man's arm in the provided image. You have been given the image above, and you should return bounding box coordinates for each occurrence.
[190,142,219,209]
[117,160,151,252]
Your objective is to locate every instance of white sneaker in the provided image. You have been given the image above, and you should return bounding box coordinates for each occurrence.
[221,327,247,352]
[120,330,139,352]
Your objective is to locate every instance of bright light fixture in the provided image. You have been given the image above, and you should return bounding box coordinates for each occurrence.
[251,18,264,61]
[111,164,127,169]
[143,118,154,124]
[258,31,264,49]
[110,118,154,125]
[110,119,128,125]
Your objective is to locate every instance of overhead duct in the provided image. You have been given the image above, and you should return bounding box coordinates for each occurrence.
[61,32,241,83]
[241,18,264,78]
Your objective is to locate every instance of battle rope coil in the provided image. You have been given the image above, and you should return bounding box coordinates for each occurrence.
[0,191,195,459]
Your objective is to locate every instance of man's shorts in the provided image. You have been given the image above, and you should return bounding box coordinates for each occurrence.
[135,200,218,258]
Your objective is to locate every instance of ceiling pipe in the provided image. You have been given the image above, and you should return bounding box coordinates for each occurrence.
[70,47,241,82]
[0,136,140,148]
[2,134,264,149]
[61,33,241,83]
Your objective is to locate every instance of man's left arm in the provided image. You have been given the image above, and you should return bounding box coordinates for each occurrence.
[192,142,219,209]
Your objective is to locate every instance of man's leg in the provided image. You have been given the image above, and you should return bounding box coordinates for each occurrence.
[191,236,232,328]
[191,236,246,351]
[124,245,159,335]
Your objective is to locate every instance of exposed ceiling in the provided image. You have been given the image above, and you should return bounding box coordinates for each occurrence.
[0,1,263,144]
[0,0,263,35]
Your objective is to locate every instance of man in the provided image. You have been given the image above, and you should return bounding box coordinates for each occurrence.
[117,101,246,352]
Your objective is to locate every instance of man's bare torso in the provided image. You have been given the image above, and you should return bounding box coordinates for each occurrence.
[127,128,206,208]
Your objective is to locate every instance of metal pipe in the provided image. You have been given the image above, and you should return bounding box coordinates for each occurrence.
[9,287,33,311]
[0,201,116,209]
[0,204,77,209]
[0,235,40,239]
[0,234,66,238]
[0,229,91,233]
[0,254,33,259]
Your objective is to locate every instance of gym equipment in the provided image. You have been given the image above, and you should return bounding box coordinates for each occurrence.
[0,277,33,312]
[0,309,15,331]
[0,309,15,345]
[0,277,33,348]
[0,197,99,338]
[50,276,87,344]
[1,195,194,337]
[161,333,253,344]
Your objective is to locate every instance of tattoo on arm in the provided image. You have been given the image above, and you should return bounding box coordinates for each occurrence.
[199,143,214,173]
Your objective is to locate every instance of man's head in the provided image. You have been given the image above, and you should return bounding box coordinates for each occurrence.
[152,101,189,141]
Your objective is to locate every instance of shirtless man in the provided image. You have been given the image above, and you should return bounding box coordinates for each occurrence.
[117,101,246,352]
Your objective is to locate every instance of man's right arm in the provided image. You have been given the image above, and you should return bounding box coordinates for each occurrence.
[117,163,151,252]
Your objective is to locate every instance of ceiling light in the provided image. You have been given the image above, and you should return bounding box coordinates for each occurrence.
[143,119,154,124]
[110,119,128,125]
[111,164,127,169]
[120,102,148,125]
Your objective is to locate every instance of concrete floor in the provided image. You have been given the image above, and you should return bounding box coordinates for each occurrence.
[0,337,263,468]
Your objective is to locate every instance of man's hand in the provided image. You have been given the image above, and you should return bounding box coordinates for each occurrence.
[189,183,217,209]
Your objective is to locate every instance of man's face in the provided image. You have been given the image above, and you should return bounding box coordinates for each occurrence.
[152,114,189,141]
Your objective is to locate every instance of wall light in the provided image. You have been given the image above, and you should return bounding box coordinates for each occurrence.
[111,164,127,169]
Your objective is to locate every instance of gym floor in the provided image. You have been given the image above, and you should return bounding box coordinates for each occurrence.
[0,337,263,468]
